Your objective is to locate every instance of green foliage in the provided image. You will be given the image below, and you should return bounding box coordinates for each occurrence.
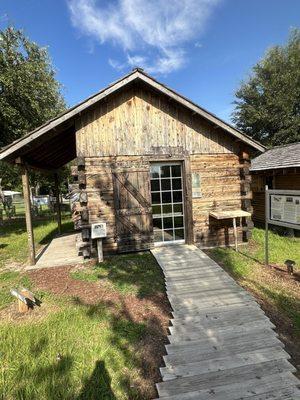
[0,26,66,190]
[233,29,300,146]
[71,252,165,297]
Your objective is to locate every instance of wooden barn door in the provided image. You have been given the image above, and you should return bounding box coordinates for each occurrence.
[112,164,153,252]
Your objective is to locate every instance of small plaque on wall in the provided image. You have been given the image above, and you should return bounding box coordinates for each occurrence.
[91,223,107,239]
[192,173,202,198]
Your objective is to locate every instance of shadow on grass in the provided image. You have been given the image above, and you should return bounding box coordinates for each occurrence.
[77,361,117,400]
[249,279,300,333]
[71,296,166,399]
[18,346,117,400]
[91,252,165,299]
[39,220,74,245]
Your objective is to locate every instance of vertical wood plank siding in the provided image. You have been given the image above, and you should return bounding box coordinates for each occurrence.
[75,86,252,253]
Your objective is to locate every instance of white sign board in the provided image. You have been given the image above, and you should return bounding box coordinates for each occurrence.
[91,223,107,239]
[267,190,300,230]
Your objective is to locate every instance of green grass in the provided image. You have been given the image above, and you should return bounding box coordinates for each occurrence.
[0,218,166,399]
[208,227,300,334]
[0,296,147,399]
[71,252,165,297]
[0,217,73,309]
[0,271,32,310]
[0,217,73,268]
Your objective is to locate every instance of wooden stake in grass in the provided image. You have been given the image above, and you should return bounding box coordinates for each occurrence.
[10,288,36,313]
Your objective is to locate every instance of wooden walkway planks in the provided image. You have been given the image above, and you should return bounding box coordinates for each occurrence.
[27,233,86,269]
[151,244,300,400]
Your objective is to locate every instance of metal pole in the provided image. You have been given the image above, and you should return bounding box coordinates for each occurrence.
[265,185,269,267]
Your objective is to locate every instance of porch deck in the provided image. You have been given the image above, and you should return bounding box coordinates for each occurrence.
[152,245,300,400]
[27,232,85,269]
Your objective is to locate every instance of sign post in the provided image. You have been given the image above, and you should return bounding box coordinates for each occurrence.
[265,185,269,266]
[91,223,107,263]
[265,188,300,267]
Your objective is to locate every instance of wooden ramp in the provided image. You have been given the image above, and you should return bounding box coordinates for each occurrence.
[28,233,85,269]
[151,244,300,400]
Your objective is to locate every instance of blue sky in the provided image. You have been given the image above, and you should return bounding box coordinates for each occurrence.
[1,0,299,123]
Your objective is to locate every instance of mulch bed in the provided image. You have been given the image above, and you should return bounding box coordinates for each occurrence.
[28,265,171,399]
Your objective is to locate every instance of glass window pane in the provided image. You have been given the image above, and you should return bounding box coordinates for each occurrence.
[163,229,174,241]
[171,165,181,177]
[173,203,183,214]
[151,165,160,179]
[163,217,173,229]
[161,165,171,178]
[152,205,161,217]
[154,229,163,242]
[151,179,160,192]
[174,216,184,228]
[172,178,182,190]
[162,204,172,215]
[174,229,184,240]
[161,179,171,191]
[151,192,161,204]
[153,218,162,229]
[173,191,182,203]
[162,191,172,203]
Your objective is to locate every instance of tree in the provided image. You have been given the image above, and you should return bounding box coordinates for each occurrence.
[232,29,300,147]
[0,27,66,189]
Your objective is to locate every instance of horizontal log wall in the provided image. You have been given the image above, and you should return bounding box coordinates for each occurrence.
[74,84,254,253]
[191,154,245,247]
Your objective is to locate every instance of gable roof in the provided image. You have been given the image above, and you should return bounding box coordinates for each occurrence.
[251,142,300,171]
[0,68,265,167]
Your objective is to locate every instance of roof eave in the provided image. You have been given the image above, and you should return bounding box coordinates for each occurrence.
[0,69,265,162]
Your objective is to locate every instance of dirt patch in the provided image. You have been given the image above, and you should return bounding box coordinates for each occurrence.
[28,265,171,399]
[0,301,59,323]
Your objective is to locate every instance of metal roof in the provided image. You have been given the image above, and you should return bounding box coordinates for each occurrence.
[250,142,300,171]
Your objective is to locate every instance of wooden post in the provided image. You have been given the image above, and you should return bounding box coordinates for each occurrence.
[21,166,36,265]
[233,217,238,252]
[54,173,62,234]
[97,239,103,263]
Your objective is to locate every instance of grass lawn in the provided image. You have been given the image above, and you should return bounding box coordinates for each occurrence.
[0,217,73,269]
[0,218,169,400]
[207,227,300,374]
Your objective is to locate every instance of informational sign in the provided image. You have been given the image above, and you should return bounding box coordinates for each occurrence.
[270,194,300,225]
[265,188,300,267]
[91,222,107,239]
[267,189,300,230]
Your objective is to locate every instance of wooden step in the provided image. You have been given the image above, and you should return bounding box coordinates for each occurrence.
[160,346,290,380]
[155,373,300,400]
[156,359,296,398]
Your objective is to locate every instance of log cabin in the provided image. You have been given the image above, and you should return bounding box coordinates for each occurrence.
[0,68,265,263]
[251,142,300,224]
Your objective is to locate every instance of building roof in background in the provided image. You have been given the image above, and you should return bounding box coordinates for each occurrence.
[250,142,300,171]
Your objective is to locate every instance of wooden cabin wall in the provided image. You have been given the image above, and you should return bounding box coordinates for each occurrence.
[74,85,253,253]
[190,153,251,247]
[76,86,237,157]
[252,169,300,224]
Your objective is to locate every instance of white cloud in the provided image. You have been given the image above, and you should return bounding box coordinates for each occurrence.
[68,0,220,74]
